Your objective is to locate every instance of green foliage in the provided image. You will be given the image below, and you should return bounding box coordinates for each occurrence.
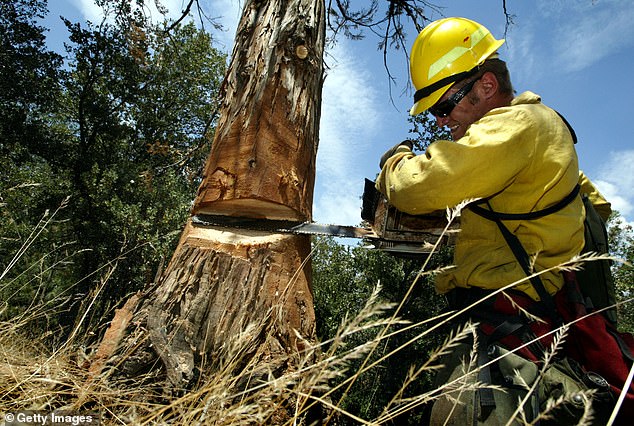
[312,237,452,424]
[1,0,69,328]
[608,213,634,333]
[1,0,226,335]
[0,0,63,156]
[0,0,64,235]
[407,111,452,151]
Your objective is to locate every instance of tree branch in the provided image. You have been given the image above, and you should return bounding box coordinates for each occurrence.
[164,0,194,33]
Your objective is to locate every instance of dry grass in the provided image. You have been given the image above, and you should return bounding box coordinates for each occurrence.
[2,203,630,425]
[0,282,407,424]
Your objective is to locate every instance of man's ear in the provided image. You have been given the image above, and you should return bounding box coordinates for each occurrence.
[478,71,499,100]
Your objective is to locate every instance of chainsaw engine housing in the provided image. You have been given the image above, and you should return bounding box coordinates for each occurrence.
[361,179,459,255]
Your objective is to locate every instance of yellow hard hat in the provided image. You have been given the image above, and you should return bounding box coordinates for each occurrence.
[409,17,505,116]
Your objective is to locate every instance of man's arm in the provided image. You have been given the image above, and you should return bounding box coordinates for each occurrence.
[579,171,612,221]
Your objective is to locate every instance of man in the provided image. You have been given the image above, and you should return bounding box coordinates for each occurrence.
[376,17,611,424]
[377,16,585,302]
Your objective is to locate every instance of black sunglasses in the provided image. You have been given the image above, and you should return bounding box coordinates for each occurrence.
[428,78,479,118]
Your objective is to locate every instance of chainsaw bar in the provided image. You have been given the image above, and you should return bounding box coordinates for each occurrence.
[190,213,450,256]
[191,214,376,239]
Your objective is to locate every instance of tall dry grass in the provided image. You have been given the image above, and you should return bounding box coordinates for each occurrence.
[2,203,632,425]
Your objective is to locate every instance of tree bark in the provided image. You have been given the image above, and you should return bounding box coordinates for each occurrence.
[93,0,325,391]
[145,223,315,387]
[194,0,324,221]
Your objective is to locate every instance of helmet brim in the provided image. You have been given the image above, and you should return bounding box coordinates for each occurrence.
[409,82,453,116]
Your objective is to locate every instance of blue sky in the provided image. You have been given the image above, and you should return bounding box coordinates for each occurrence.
[43,0,634,228]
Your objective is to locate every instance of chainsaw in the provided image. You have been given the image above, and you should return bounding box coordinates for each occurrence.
[191,179,459,255]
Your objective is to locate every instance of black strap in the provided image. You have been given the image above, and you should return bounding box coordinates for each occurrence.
[608,329,634,363]
[477,343,496,421]
[467,182,581,313]
[555,111,577,144]
[483,202,558,315]
[488,320,525,346]
[469,108,579,220]
[469,184,580,221]
[413,67,479,103]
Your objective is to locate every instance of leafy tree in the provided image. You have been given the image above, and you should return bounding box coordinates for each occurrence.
[0,0,62,160]
[52,16,226,331]
[608,214,634,333]
[1,1,226,335]
[0,0,68,324]
[407,110,452,150]
[312,236,452,424]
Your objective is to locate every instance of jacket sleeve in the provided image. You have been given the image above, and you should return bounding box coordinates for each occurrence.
[579,171,612,221]
[375,108,538,214]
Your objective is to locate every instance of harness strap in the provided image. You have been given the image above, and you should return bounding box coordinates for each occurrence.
[469,184,580,221]
[477,343,496,421]
[608,329,634,363]
[464,111,579,421]
[555,111,578,144]
[480,200,559,320]
[488,320,524,346]
[469,108,578,220]
[467,177,582,319]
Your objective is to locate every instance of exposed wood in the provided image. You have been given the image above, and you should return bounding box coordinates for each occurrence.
[193,0,325,221]
[88,292,141,378]
[144,222,314,387]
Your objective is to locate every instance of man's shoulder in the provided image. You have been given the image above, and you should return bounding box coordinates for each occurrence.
[506,91,557,124]
[511,91,542,106]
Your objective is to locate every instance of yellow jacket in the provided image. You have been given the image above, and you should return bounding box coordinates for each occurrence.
[579,172,612,222]
[376,92,587,300]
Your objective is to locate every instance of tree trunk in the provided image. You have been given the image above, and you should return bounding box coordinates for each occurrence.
[94,0,325,390]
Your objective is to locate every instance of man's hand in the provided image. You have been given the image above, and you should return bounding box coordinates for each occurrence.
[379,140,414,169]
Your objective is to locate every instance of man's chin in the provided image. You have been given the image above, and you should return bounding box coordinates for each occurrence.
[450,129,465,140]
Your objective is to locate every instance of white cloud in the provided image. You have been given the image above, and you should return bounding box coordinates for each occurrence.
[595,149,634,218]
[536,0,592,17]
[504,21,537,85]
[594,180,632,217]
[505,0,634,82]
[314,191,364,227]
[553,5,634,73]
[73,0,181,23]
[314,39,380,226]
[318,45,377,176]
[75,0,103,22]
